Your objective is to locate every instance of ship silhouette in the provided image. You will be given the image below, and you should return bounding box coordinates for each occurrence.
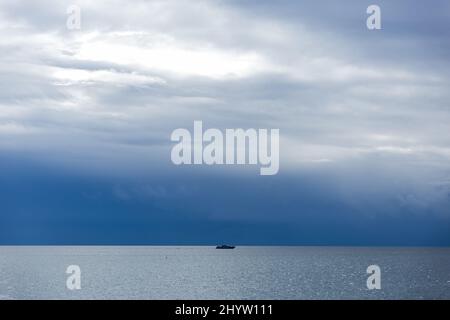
[216,245,235,249]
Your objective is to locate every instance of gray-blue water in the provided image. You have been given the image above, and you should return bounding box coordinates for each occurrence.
[0,246,449,299]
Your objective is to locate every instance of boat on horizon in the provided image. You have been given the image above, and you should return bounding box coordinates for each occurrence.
[216,245,235,249]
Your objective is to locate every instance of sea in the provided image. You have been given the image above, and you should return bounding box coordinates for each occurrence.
[0,246,449,300]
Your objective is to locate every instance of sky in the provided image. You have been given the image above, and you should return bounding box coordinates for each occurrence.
[1,0,450,245]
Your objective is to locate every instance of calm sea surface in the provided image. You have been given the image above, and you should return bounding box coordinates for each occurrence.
[0,246,449,299]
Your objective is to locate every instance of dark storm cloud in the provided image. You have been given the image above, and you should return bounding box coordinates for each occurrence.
[0,0,450,244]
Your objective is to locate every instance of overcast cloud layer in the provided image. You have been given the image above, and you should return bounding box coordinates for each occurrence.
[1,0,450,244]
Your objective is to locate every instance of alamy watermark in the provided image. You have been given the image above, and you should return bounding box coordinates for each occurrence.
[66,265,81,290]
[64,4,380,32]
[367,5,381,30]
[366,265,381,290]
[170,121,279,175]
[66,5,81,30]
